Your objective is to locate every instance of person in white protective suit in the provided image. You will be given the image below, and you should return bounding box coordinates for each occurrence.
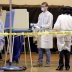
[0,10,4,59]
[53,8,72,71]
[31,2,53,67]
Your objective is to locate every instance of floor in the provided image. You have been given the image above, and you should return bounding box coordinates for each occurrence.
[0,53,72,72]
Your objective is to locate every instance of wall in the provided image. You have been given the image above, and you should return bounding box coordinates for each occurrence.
[0,0,72,7]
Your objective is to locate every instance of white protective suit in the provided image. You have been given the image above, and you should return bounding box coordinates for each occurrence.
[34,11,53,49]
[0,19,4,52]
[54,14,72,52]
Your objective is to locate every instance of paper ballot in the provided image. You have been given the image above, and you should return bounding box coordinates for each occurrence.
[13,9,29,30]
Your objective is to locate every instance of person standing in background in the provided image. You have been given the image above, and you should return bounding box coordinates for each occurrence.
[0,9,5,60]
[32,2,53,67]
[53,8,72,71]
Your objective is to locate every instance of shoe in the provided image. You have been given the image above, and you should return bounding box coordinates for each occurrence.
[33,63,43,67]
[65,66,70,71]
[56,66,63,71]
[44,63,50,67]
[38,63,43,67]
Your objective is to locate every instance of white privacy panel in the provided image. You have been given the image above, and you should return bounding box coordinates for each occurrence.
[1,10,6,26]
[13,9,29,30]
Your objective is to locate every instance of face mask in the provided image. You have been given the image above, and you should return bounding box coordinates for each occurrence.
[41,7,45,12]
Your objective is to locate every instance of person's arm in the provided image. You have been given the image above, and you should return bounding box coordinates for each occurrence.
[0,19,4,40]
[32,14,42,29]
[0,20,4,33]
[53,16,61,31]
[0,20,4,52]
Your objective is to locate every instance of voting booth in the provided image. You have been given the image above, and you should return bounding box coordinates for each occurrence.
[0,9,32,71]
[5,8,32,64]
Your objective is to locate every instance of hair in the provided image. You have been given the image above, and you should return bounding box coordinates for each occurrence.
[41,2,48,7]
[62,7,72,15]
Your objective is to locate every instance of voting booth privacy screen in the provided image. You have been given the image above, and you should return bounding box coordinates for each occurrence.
[1,9,29,30]
[13,9,29,30]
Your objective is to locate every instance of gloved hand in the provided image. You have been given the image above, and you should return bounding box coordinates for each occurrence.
[35,25,41,29]
[30,23,42,32]
[30,23,35,27]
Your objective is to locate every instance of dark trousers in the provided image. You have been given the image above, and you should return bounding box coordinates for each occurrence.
[59,50,70,68]
[13,36,23,61]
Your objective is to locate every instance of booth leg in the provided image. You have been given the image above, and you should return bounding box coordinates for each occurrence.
[23,36,27,66]
[28,36,33,67]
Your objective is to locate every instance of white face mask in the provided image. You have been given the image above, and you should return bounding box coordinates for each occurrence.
[41,7,45,12]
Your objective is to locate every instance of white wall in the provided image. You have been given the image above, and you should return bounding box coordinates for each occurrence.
[0,0,72,7]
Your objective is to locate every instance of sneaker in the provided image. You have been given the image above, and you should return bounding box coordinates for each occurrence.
[44,63,50,67]
[33,63,43,67]
[56,66,63,71]
[65,66,70,71]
